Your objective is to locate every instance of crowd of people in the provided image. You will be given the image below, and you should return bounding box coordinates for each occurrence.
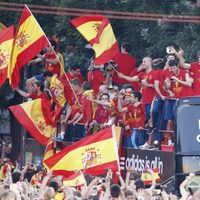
[0,156,200,200]
[15,41,200,150]
[2,39,199,199]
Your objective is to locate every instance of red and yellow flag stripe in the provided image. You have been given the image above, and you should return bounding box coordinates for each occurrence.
[63,171,86,187]
[43,126,119,177]
[8,5,49,88]
[9,99,55,145]
[70,15,119,66]
[0,25,14,87]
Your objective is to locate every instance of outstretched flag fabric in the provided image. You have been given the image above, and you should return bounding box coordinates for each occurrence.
[43,126,120,177]
[0,25,14,87]
[9,99,55,145]
[8,5,49,88]
[70,15,119,66]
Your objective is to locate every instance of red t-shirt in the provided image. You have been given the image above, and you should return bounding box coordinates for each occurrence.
[69,92,83,120]
[81,93,93,123]
[127,103,145,128]
[122,104,134,129]
[129,70,141,92]
[112,52,137,85]
[138,69,156,105]
[87,69,105,94]
[29,92,49,100]
[166,69,193,98]
[94,106,110,124]
[45,53,61,77]
[153,69,168,97]
[190,62,200,96]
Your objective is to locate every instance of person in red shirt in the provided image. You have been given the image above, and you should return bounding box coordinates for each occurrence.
[181,53,200,96]
[118,57,156,126]
[62,64,84,85]
[93,93,111,131]
[118,91,145,148]
[163,59,193,144]
[26,40,63,93]
[112,43,137,85]
[15,81,49,101]
[87,61,112,94]
[80,82,94,133]
[64,78,84,142]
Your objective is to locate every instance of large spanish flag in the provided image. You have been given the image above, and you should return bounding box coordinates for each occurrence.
[43,126,120,176]
[8,5,49,88]
[0,25,14,87]
[9,99,55,146]
[70,15,119,66]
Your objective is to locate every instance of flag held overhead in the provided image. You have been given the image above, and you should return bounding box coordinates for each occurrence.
[8,5,49,88]
[70,15,119,66]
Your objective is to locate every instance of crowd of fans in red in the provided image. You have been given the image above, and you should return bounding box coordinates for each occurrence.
[0,40,200,199]
[16,41,200,150]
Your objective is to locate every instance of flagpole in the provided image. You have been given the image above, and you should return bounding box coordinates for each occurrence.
[25,4,81,107]
[108,61,118,74]
[111,125,120,172]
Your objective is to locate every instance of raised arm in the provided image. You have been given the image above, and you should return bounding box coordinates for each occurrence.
[15,88,30,98]
[45,53,60,65]
[171,73,192,87]
[118,72,139,82]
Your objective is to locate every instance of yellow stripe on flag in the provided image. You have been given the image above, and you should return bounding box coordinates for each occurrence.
[93,23,116,58]
[77,21,102,41]
[115,126,122,149]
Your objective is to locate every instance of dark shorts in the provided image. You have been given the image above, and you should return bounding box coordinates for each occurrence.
[164,99,177,120]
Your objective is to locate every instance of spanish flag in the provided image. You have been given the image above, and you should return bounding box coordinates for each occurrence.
[9,99,56,146]
[62,171,86,188]
[43,126,120,176]
[141,168,161,185]
[8,5,49,88]
[50,74,67,108]
[70,15,119,66]
[0,25,14,88]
